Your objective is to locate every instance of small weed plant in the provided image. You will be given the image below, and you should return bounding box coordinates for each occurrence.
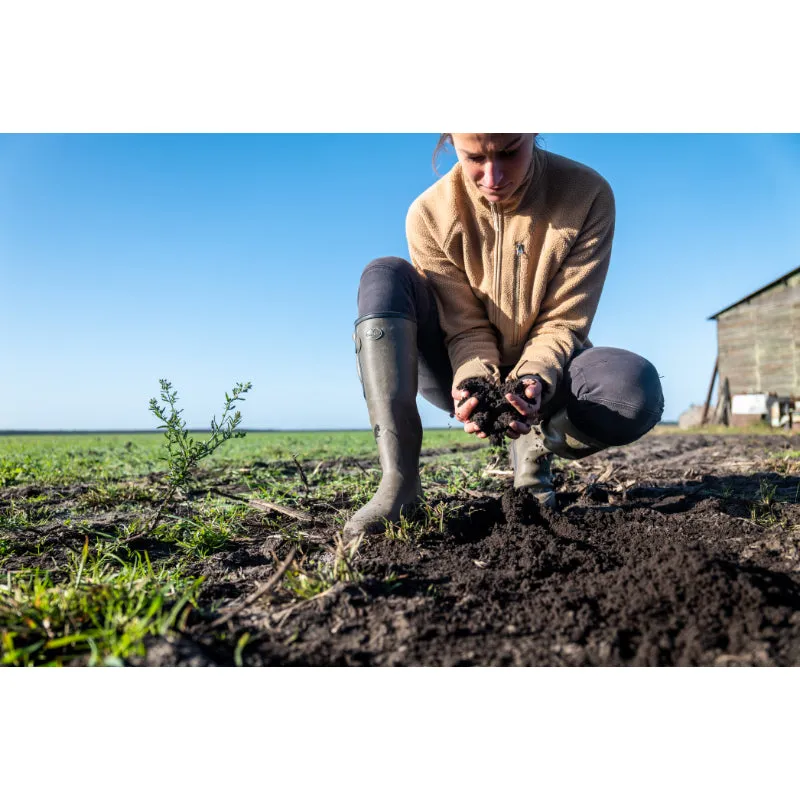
[750,479,782,527]
[150,378,252,489]
[144,379,252,533]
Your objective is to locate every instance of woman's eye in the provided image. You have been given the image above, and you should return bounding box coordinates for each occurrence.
[499,149,518,159]
[468,156,485,163]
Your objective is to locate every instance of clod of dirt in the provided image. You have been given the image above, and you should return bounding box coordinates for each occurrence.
[457,377,529,445]
[501,486,551,528]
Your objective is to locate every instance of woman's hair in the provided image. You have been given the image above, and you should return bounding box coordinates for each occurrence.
[431,133,454,173]
[431,133,543,175]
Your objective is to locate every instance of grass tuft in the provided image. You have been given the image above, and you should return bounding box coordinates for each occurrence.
[284,533,364,599]
[749,479,783,528]
[0,543,202,666]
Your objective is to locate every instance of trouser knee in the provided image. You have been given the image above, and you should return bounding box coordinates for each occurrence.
[357,257,419,322]
[564,347,664,446]
[355,257,453,412]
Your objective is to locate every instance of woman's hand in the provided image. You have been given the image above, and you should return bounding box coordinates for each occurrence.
[504,377,543,440]
[452,386,489,439]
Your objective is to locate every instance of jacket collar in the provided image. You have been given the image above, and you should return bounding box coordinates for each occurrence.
[459,147,540,215]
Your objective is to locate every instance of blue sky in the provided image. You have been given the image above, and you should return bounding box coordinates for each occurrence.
[2,133,799,430]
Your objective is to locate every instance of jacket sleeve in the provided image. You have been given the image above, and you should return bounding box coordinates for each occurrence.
[508,182,615,402]
[406,201,501,388]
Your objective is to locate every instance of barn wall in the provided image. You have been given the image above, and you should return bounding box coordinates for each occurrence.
[717,274,800,396]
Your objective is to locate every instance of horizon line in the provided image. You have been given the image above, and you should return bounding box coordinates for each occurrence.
[0,422,679,436]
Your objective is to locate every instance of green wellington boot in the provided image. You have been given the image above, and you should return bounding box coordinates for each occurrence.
[510,408,610,507]
[539,407,609,460]
[343,315,423,537]
[509,429,557,508]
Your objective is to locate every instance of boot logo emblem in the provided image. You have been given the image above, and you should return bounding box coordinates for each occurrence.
[364,327,384,340]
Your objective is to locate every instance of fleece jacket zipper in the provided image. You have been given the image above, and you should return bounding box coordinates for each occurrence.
[512,242,525,346]
[491,202,503,329]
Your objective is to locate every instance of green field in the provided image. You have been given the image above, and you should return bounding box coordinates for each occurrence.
[0,429,471,487]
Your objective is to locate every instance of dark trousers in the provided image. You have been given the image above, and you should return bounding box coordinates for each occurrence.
[357,257,664,446]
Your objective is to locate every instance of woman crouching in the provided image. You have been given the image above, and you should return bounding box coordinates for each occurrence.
[346,133,664,536]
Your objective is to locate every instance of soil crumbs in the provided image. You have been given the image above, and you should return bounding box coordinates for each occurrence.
[5,433,800,667]
[457,377,527,445]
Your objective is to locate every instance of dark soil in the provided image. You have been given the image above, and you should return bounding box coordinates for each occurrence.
[457,377,528,445]
[175,432,800,667]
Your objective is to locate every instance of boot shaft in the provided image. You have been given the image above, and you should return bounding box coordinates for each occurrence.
[354,315,419,409]
[510,430,553,490]
[353,315,422,479]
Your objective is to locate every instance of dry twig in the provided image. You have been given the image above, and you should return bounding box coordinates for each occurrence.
[209,547,297,629]
[292,454,310,494]
[208,488,315,523]
[247,497,314,523]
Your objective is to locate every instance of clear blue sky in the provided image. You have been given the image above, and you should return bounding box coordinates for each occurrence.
[2,134,799,430]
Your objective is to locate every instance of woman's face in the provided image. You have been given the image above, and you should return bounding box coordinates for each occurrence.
[451,133,536,203]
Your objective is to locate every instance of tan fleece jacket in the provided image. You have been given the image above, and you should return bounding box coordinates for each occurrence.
[405,148,615,403]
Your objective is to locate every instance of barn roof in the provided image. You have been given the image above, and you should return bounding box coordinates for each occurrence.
[708,264,800,320]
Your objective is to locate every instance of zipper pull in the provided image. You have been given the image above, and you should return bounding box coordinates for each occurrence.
[515,242,525,257]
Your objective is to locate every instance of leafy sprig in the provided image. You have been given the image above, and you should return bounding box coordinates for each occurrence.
[148,379,252,490]
[126,379,252,541]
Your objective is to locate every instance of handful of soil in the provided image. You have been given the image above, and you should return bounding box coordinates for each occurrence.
[456,376,529,446]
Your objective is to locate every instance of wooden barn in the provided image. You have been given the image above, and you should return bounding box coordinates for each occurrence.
[705,265,800,428]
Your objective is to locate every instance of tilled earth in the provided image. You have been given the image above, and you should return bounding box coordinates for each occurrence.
[167,432,800,667]
[4,433,800,666]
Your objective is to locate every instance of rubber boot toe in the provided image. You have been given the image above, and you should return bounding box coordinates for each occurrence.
[343,474,422,537]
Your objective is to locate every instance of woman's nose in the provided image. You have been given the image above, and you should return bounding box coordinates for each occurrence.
[484,160,503,187]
